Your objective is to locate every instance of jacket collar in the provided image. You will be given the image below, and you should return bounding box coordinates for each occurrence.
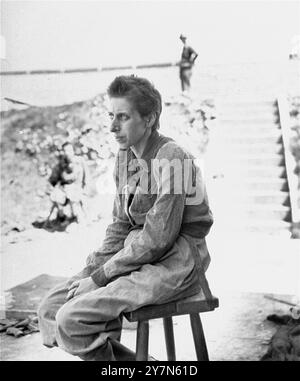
[124,130,173,173]
[129,130,161,172]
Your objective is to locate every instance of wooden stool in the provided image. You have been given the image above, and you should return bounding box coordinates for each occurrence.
[124,291,219,361]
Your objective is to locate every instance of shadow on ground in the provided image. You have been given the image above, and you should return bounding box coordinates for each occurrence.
[32,216,78,233]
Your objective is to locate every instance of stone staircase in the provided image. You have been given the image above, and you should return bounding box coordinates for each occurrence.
[209,99,292,234]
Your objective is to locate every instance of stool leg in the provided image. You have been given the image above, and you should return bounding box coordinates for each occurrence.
[136,320,149,361]
[189,313,209,361]
[163,317,176,361]
[118,315,123,342]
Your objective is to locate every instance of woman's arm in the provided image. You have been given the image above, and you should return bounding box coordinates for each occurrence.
[188,46,198,63]
[90,143,188,287]
[86,192,131,267]
[86,152,131,268]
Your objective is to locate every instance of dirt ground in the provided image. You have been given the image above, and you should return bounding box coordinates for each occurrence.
[0,292,294,361]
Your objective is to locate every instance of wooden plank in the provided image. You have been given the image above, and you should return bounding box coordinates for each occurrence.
[163,317,176,361]
[125,302,177,322]
[190,314,209,361]
[124,293,219,322]
[136,321,149,361]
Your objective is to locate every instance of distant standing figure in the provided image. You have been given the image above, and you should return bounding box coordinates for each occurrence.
[179,34,198,93]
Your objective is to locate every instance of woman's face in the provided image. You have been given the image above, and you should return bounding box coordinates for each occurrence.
[108,97,149,150]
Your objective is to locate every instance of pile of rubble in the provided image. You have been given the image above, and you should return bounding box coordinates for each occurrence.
[1,92,216,233]
[162,94,216,158]
[1,94,115,232]
[261,313,300,361]
[0,316,39,338]
[7,92,216,176]
[9,94,116,179]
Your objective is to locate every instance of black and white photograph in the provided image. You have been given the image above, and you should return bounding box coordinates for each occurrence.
[0,0,300,363]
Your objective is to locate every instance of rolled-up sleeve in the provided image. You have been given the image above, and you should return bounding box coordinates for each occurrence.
[90,144,188,286]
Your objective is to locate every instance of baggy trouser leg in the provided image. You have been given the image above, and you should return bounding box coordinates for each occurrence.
[38,269,138,361]
[52,264,182,362]
[39,243,201,361]
[53,277,145,361]
[37,267,93,348]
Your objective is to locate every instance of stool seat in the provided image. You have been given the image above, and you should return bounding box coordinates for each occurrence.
[123,291,219,361]
[124,290,219,322]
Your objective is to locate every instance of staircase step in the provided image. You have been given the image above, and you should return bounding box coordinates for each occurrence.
[218,109,278,119]
[218,124,281,135]
[218,122,280,132]
[218,103,277,110]
[227,178,288,191]
[230,191,289,205]
[231,221,291,234]
[240,205,291,220]
[223,133,282,144]
[217,100,276,109]
[223,153,284,166]
[226,143,283,155]
[214,212,292,231]
[220,128,281,137]
[219,116,279,124]
[224,165,286,177]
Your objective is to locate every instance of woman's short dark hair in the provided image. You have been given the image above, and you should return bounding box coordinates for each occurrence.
[107,75,162,130]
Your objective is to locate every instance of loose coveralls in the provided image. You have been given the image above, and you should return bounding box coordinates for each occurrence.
[38,131,214,361]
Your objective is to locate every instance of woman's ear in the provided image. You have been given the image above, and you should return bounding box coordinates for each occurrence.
[145,113,156,129]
